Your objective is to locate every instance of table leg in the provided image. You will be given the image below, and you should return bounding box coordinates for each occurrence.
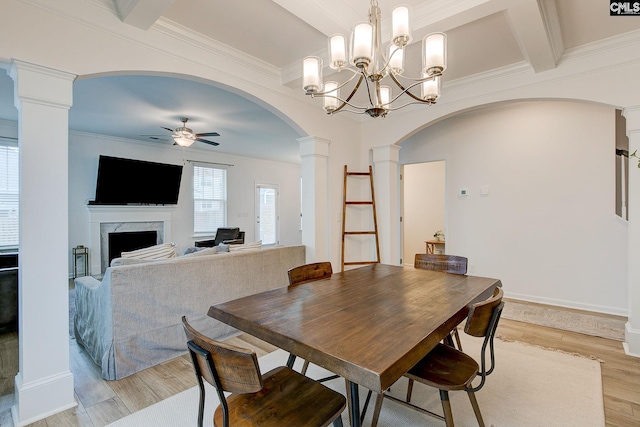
[348,381,361,427]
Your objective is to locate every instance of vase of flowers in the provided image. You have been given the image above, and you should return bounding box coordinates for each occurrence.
[433,230,445,241]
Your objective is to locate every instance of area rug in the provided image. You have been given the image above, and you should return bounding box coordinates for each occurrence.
[502,301,625,341]
[107,335,604,427]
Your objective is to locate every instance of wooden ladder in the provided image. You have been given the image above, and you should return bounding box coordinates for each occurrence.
[341,165,381,272]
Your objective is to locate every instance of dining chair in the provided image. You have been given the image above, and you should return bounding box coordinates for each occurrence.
[414,253,469,350]
[286,262,335,377]
[370,286,504,427]
[182,316,346,427]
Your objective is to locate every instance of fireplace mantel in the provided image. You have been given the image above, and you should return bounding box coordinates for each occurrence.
[88,205,175,275]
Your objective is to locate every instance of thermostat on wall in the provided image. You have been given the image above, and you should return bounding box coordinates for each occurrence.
[459,188,468,197]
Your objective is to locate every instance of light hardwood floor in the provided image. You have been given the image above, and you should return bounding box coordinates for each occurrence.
[3,315,640,426]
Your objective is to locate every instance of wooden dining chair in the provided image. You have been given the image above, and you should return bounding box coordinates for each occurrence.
[286,262,334,377]
[182,316,346,427]
[414,253,468,350]
[370,287,504,427]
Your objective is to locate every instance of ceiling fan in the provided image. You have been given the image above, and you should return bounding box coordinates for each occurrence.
[142,117,220,147]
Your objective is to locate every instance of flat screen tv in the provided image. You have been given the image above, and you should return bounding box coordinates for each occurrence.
[91,155,183,205]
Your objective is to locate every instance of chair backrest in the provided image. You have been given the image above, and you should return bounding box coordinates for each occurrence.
[287,262,333,287]
[213,227,240,246]
[463,287,505,391]
[182,316,263,394]
[414,254,468,275]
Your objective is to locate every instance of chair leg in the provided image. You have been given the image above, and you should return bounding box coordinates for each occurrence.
[196,379,205,427]
[333,415,344,427]
[370,392,384,427]
[345,379,353,427]
[467,390,485,427]
[406,378,414,403]
[439,390,455,427]
[301,359,310,375]
[286,353,296,369]
[452,328,463,351]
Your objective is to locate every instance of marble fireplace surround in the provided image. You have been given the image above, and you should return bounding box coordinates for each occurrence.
[88,206,174,275]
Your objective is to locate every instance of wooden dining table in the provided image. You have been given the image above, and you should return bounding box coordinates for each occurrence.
[208,263,502,426]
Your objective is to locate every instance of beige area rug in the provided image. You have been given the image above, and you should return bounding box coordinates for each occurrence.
[107,336,604,427]
[502,301,625,341]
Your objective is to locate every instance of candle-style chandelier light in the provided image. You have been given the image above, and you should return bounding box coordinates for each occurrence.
[302,0,447,118]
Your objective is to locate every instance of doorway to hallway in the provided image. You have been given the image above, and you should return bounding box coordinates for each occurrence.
[401,161,446,266]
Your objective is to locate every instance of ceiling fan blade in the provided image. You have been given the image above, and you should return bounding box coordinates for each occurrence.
[140,134,170,136]
[161,127,174,132]
[0,136,18,140]
[196,132,220,137]
[196,138,220,146]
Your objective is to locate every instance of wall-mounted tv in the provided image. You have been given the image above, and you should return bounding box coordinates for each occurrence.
[90,155,183,205]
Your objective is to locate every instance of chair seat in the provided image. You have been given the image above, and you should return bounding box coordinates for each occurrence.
[405,343,479,391]
[214,366,346,427]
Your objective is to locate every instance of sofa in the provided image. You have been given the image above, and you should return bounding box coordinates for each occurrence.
[73,244,305,380]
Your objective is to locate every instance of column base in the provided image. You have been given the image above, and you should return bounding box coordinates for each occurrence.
[623,322,640,358]
[11,371,76,426]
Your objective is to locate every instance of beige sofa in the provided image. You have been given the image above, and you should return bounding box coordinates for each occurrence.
[74,245,305,380]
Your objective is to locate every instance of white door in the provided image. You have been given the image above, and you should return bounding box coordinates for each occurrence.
[255,183,278,245]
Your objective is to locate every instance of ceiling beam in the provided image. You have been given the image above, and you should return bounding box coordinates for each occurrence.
[504,0,563,73]
[113,0,176,31]
[270,0,361,36]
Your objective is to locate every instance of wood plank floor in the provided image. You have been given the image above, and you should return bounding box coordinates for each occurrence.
[3,315,640,426]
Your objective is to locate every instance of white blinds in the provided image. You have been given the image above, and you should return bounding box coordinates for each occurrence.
[0,144,19,247]
[193,164,227,234]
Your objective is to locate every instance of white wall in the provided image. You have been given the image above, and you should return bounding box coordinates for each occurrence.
[400,101,628,315]
[68,131,302,274]
[403,161,445,265]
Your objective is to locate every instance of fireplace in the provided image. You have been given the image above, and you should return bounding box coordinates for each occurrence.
[88,206,175,275]
[108,230,158,266]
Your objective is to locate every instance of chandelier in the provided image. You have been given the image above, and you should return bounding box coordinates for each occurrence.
[302,0,447,118]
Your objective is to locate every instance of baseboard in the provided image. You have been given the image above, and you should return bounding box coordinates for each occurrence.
[505,291,628,318]
[11,370,76,426]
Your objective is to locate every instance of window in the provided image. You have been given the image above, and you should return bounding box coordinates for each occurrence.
[193,164,227,234]
[0,143,19,248]
[256,183,278,245]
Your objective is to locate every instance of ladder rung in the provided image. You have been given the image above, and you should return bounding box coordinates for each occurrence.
[345,231,376,235]
[346,172,371,176]
[344,261,378,266]
[346,201,373,205]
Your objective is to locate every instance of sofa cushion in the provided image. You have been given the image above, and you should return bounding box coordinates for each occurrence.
[121,242,176,260]
[110,257,164,267]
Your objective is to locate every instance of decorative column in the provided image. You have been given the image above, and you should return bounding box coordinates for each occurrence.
[9,60,76,425]
[298,136,331,263]
[624,105,640,358]
[372,144,401,265]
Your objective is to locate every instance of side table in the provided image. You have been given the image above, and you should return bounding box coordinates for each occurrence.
[425,239,445,254]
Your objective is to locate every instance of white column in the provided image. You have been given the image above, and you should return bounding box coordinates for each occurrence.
[624,105,640,358]
[372,145,401,265]
[298,136,331,263]
[9,60,77,425]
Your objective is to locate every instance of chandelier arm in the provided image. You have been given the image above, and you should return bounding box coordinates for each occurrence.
[389,73,426,103]
[385,100,435,112]
[332,74,366,114]
[310,69,361,96]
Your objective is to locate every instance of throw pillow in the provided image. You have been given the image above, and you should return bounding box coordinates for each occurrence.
[216,243,230,252]
[120,242,176,260]
[182,247,219,257]
[229,240,262,252]
[183,246,203,255]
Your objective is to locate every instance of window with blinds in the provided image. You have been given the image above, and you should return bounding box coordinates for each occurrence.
[193,164,227,234]
[0,144,19,248]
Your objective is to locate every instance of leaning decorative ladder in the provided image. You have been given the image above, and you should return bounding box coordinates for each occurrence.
[341,165,381,272]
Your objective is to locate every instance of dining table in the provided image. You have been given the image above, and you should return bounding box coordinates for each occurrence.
[208,263,502,427]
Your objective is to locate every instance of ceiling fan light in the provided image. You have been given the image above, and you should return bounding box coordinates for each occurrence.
[174,136,194,147]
